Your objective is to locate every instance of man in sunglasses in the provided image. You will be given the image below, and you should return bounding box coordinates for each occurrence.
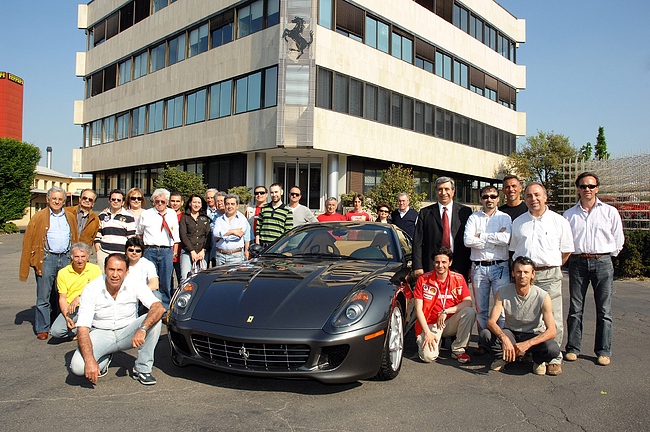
[246,186,267,238]
[65,189,100,251]
[256,183,293,247]
[464,185,512,355]
[287,186,317,226]
[563,172,624,367]
[94,189,136,273]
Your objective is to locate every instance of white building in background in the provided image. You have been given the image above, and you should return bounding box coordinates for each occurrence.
[73,0,525,209]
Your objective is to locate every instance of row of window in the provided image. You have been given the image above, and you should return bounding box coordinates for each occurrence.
[88,0,177,50]
[319,0,517,110]
[84,66,278,147]
[316,67,516,156]
[86,0,280,99]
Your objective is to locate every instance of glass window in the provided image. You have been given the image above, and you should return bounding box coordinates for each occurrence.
[435,107,444,138]
[220,80,233,116]
[319,0,333,30]
[247,71,262,111]
[251,0,264,33]
[84,124,90,148]
[349,78,363,117]
[461,63,468,88]
[131,106,146,136]
[168,33,186,65]
[414,101,424,133]
[377,21,389,54]
[134,169,147,192]
[444,111,452,141]
[365,17,377,49]
[365,84,377,121]
[189,23,209,57]
[264,66,277,108]
[186,89,207,124]
[391,93,401,128]
[119,58,132,84]
[166,95,184,129]
[133,52,148,79]
[212,23,233,48]
[267,0,280,27]
[238,4,251,37]
[153,0,168,12]
[377,88,390,124]
[435,52,443,78]
[443,54,452,80]
[316,69,332,109]
[148,100,164,133]
[402,37,413,63]
[403,97,413,130]
[103,116,115,143]
[116,112,129,140]
[150,42,166,73]
[238,0,263,38]
[235,77,248,114]
[425,104,434,135]
[334,74,349,114]
[210,82,228,119]
[392,32,402,60]
[91,119,102,146]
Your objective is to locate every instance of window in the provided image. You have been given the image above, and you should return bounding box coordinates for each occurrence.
[153,0,168,13]
[103,64,117,92]
[93,21,106,47]
[116,113,129,140]
[131,106,146,136]
[238,0,263,38]
[84,124,90,148]
[119,2,134,33]
[166,95,184,129]
[333,74,349,114]
[435,107,444,138]
[470,16,483,42]
[377,88,390,124]
[235,72,262,114]
[391,93,401,128]
[150,42,166,73]
[91,120,102,146]
[119,58,132,84]
[318,0,333,29]
[103,116,115,143]
[209,81,233,119]
[402,97,413,130]
[267,0,280,27]
[211,23,233,48]
[416,57,433,73]
[134,0,151,24]
[273,160,322,209]
[91,71,103,97]
[336,0,364,40]
[414,101,424,133]
[349,79,363,117]
[453,4,469,33]
[133,51,148,79]
[435,51,452,81]
[168,33,186,65]
[189,23,209,57]
[186,89,207,124]
[425,104,434,135]
[366,16,389,53]
[264,66,278,108]
[106,13,119,40]
[365,84,377,121]
[316,69,332,109]
[148,101,164,133]
[453,61,468,88]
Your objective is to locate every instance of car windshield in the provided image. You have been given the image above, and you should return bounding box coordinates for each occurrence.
[265,224,397,261]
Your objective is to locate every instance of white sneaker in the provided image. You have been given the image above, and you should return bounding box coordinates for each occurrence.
[533,361,547,375]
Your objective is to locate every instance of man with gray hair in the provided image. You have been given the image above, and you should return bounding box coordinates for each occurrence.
[20,186,79,339]
[317,197,346,221]
[205,188,220,267]
[413,177,472,281]
[137,188,180,309]
[213,193,252,265]
[51,242,102,339]
[391,192,418,239]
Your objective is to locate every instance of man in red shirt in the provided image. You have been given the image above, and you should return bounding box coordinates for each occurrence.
[317,197,346,222]
[414,247,475,363]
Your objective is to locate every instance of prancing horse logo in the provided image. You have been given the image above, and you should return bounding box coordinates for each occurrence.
[283,16,313,59]
[247,315,254,323]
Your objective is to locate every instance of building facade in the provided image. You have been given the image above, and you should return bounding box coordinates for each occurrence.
[74,0,526,209]
[0,71,24,141]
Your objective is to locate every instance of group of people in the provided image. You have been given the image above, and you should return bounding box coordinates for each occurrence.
[18,170,623,384]
[410,173,624,376]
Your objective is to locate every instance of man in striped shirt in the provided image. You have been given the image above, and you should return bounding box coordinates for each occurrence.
[256,183,293,247]
[94,189,136,271]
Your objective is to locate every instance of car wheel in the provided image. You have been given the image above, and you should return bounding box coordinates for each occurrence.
[375,301,404,380]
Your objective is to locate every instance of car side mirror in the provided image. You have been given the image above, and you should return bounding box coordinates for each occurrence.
[248,243,263,258]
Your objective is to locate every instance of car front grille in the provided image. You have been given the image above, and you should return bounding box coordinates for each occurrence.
[191,334,311,371]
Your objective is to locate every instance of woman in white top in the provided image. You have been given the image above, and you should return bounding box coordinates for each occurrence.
[125,236,160,301]
[125,187,146,226]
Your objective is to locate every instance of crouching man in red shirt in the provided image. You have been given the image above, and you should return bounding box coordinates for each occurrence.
[414,247,476,363]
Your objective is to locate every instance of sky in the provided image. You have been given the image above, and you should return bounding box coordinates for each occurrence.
[1,0,649,176]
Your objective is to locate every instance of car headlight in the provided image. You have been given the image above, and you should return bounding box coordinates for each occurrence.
[170,281,197,316]
[332,291,373,327]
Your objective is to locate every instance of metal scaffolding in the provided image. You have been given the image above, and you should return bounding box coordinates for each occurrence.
[560,152,650,230]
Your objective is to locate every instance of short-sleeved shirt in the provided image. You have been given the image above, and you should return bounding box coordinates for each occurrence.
[317,213,346,222]
[128,257,158,287]
[413,270,470,336]
[499,202,528,222]
[57,263,102,304]
[345,211,370,222]
[76,274,160,330]
[499,283,547,333]
[509,208,574,267]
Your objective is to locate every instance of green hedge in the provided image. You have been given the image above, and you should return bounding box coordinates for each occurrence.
[613,230,650,278]
[0,222,20,234]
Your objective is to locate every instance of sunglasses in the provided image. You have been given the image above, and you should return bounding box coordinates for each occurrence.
[126,248,142,253]
[80,196,94,202]
[110,198,123,202]
[579,184,597,190]
[130,196,144,201]
[154,200,167,204]
[481,194,499,200]
[255,191,267,195]
[379,209,389,213]
[290,193,300,197]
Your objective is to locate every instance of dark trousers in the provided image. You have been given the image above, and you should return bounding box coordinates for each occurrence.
[479,328,560,364]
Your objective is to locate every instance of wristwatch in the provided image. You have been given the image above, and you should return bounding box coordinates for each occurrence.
[138,324,148,333]
[441,309,448,315]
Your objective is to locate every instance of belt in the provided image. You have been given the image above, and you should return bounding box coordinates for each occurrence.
[534,265,555,271]
[473,260,507,266]
[578,253,609,259]
[46,250,69,255]
[217,248,243,255]
[147,245,172,249]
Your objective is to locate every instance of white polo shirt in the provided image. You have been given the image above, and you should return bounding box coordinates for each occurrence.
[510,208,574,268]
[137,208,180,247]
[76,274,160,330]
[128,257,159,286]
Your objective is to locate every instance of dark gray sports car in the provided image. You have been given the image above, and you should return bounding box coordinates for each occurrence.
[167,221,416,383]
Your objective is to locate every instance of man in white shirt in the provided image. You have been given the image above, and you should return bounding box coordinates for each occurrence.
[137,188,180,310]
[563,172,624,366]
[509,182,574,375]
[70,254,164,385]
[213,194,252,265]
[464,185,511,354]
[287,186,317,226]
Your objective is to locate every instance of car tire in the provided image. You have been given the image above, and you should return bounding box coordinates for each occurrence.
[375,301,404,380]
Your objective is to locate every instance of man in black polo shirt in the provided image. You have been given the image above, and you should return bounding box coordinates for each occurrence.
[499,175,527,222]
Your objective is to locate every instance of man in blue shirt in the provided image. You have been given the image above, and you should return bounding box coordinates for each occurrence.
[213,194,252,265]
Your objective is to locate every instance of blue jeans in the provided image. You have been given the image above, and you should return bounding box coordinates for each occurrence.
[216,250,244,266]
[566,254,614,357]
[70,314,162,375]
[51,309,78,338]
[35,251,70,333]
[470,261,508,332]
[179,251,206,285]
[144,246,173,309]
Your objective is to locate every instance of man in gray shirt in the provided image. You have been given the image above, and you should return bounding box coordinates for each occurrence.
[287,186,317,226]
[479,256,560,375]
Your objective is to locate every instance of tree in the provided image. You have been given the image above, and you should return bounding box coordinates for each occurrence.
[227,186,253,206]
[154,165,207,204]
[580,142,592,160]
[595,126,610,160]
[504,131,578,210]
[0,138,41,226]
[365,164,427,212]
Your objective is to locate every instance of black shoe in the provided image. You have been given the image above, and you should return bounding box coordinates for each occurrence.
[132,368,157,385]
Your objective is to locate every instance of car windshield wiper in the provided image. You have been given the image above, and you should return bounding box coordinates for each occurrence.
[299,252,353,260]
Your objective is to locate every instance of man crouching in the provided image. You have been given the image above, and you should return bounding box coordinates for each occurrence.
[479,256,560,375]
[70,254,164,385]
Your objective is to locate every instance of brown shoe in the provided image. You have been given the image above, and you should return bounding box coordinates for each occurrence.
[565,352,578,361]
[473,346,486,356]
[597,356,611,366]
[546,363,562,375]
[36,332,48,340]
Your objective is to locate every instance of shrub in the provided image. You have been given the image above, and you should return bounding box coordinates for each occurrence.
[0,222,20,234]
[228,186,253,206]
[613,230,650,278]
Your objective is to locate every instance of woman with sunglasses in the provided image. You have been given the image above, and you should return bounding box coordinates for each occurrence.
[125,187,146,226]
[179,194,211,284]
[124,236,160,297]
[376,203,392,224]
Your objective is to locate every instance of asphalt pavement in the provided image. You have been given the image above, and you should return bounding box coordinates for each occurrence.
[1,232,648,432]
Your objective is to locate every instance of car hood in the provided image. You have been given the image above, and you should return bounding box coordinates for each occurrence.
[190,258,389,330]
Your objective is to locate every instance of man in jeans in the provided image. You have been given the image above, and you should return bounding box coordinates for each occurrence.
[213,194,252,265]
[563,172,624,366]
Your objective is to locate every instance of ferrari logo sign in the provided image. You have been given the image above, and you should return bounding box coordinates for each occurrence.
[247,316,254,323]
